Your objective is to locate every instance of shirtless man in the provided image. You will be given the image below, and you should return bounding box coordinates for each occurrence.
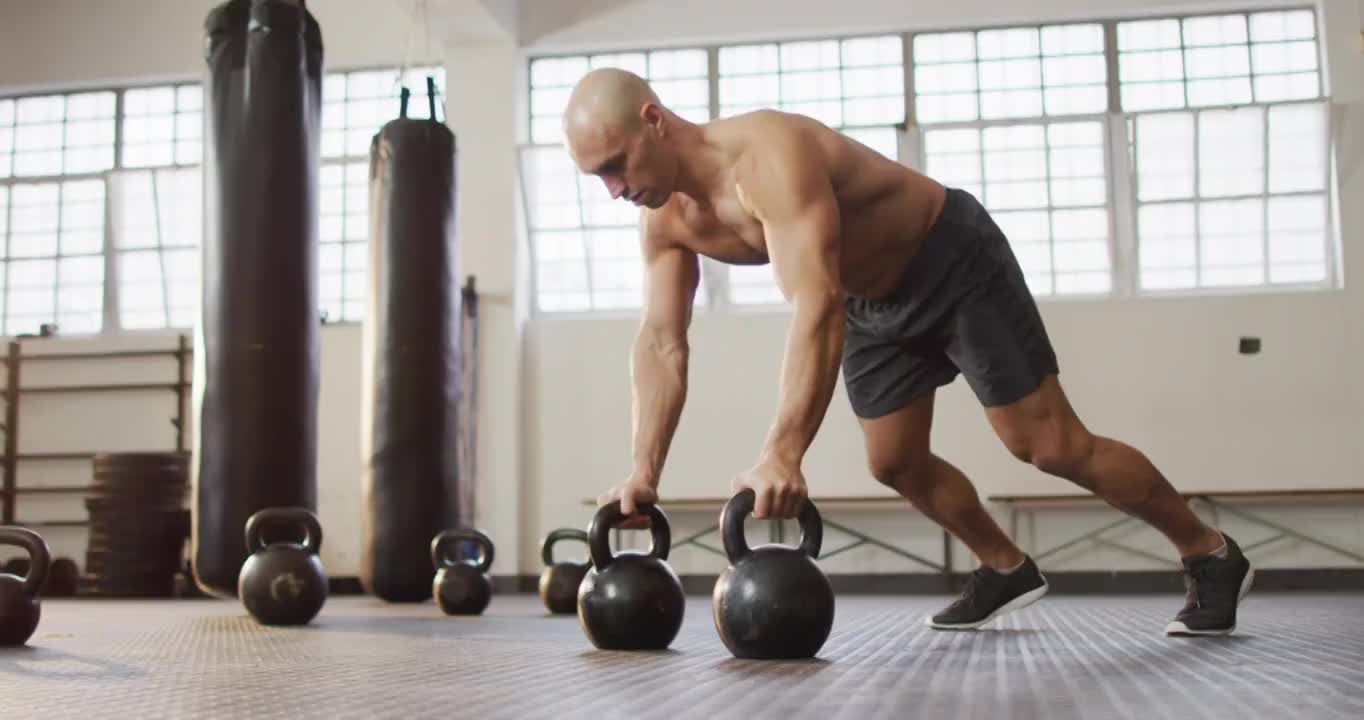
[563,67,1254,636]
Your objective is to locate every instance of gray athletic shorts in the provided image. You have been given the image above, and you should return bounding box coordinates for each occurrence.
[842,187,1059,418]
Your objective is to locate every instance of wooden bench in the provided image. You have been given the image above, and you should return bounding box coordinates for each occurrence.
[989,489,1364,568]
[581,495,953,575]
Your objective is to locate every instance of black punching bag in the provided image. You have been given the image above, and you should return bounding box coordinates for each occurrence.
[360,80,462,602]
[193,0,323,598]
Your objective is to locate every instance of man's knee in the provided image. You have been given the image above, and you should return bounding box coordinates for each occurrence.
[868,450,935,496]
[1002,422,1095,477]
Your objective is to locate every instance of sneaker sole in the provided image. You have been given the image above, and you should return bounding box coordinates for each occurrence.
[1164,562,1256,637]
[926,581,1050,631]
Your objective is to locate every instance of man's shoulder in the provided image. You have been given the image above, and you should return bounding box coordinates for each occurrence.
[639,200,693,252]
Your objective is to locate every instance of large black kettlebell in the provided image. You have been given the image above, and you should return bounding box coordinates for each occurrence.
[0,526,50,647]
[538,528,590,615]
[712,489,835,659]
[238,507,328,626]
[577,501,685,650]
[431,528,494,615]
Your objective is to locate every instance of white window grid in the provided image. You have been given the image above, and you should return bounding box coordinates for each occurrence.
[121,84,203,169]
[521,8,1333,315]
[1116,8,1322,112]
[0,180,107,335]
[1129,100,1332,291]
[109,166,202,331]
[0,65,445,335]
[0,88,117,336]
[914,23,1109,124]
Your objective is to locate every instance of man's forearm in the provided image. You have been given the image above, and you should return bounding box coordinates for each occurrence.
[761,296,844,467]
[629,328,689,486]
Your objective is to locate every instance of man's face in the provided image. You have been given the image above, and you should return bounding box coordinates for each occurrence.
[567,115,674,210]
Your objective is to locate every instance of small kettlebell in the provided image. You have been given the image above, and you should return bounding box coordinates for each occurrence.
[238,507,328,626]
[43,558,79,598]
[538,528,590,615]
[577,501,685,650]
[432,528,494,615]
[0,526,51,646]
[712,489,835,659]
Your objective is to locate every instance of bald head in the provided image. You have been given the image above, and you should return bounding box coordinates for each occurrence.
[563,68,682,209]
[563,68,662,151]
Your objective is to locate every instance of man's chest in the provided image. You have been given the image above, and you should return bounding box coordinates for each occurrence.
[676,193,769,265]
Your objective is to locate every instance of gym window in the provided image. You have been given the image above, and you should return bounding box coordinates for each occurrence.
[1116,9,1321,112]
[913,24,1107,123]
[1118,9,1329,291]
[522,7,1335,316]
[0,180,106,335]
[0,92,117,336]
[0,66,445,336]
[1130,101,1330,289]
[121,85,203,169]
[109,167,201,330]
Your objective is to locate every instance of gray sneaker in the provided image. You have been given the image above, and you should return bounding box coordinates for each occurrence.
[927,556,1049,630]
[1166,533,1255,637]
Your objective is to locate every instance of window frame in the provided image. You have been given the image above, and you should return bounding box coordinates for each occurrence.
[0,62,447,336]
[519,5,1335,316]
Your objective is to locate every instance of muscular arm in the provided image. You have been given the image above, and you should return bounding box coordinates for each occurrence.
[739,138,845,470]
[629,216,701,487]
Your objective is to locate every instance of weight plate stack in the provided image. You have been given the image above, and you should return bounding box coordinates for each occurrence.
[82,452,191,597]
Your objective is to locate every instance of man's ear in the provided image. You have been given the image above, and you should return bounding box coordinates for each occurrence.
[641,103,665,136]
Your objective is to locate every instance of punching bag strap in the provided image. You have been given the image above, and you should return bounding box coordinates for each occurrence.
[399,87,411,119]
[427,76,439,122]
[459,275,480,533]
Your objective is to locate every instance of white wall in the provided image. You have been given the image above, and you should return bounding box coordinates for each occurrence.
[2,0,1361,581]
[0,0,446,90]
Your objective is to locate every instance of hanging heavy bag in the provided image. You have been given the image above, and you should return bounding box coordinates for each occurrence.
[360,79,463,602]
[193,0,324,598]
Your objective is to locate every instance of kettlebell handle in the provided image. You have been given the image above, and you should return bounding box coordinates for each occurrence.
[432,528,494,572]
[587,501,671,571]
[245,507,323,556]
[0,526,51,597]
[541,527,589,567]
[720,489,823,564]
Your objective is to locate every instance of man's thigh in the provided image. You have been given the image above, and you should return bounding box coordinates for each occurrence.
[842,323,958,421]
[944,242,1060,409]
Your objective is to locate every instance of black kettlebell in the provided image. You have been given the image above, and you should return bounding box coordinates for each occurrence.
[538,528,590,615]
[4,557,31,578]
[577,501,685,650]
[432,528,494,615]
[712,489,835,659]
[44,558,80,597]
[0,526,51,647]
[238,507,328,626]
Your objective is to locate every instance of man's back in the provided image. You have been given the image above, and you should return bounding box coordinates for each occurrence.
[646,109,948,301]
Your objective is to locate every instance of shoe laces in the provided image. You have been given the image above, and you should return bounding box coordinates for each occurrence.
[1181,560,1221,609]
[956,567,992,607]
